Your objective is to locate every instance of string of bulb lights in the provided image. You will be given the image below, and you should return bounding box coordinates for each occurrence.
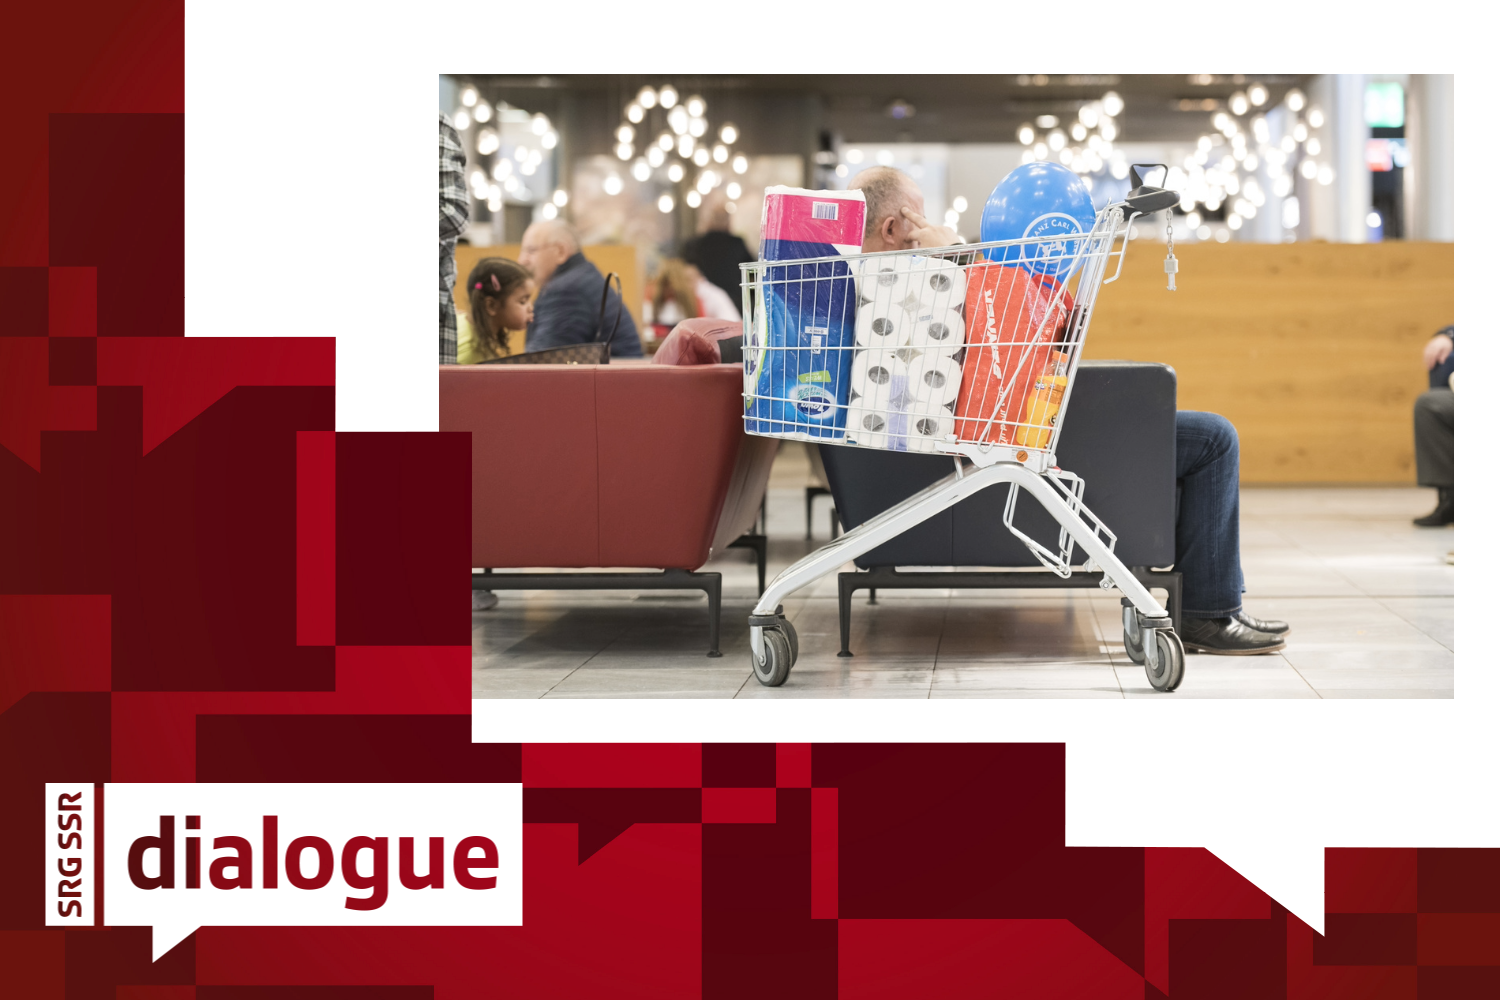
[612,85,747,214]
[451,84,568,220]
[1010,84,1327,242]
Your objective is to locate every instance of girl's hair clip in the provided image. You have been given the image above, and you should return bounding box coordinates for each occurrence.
[474,282,484,290]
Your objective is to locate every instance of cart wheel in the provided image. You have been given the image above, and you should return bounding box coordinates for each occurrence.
[1122,606,1146,665]
[752,627,794,687]
[1143,629,1185,692]
[782,618,799,665]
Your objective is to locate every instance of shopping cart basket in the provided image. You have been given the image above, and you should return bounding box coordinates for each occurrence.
[739,166,1185,690]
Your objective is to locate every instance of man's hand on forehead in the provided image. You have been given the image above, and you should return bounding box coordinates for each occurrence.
[900,206,961,249]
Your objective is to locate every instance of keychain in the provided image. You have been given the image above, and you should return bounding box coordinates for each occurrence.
[1163,211,1179,291]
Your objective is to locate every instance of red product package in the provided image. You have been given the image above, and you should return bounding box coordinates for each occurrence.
[954,264,1075,445]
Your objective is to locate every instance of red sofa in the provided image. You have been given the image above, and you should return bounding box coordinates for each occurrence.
[440,357,773,655]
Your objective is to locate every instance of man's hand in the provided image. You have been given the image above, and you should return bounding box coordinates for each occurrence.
[900,206,961,248]
[1422,332,1453,370]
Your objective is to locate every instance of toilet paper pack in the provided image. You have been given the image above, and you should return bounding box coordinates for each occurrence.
[745,187,867,438]
[845,342,966,454]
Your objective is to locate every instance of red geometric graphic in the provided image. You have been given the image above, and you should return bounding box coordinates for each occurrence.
[3,5,1498,998]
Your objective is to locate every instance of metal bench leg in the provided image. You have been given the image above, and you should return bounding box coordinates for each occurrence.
[702,572,722,657]
[838,573,857,656]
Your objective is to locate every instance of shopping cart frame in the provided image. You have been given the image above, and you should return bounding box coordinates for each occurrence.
[740,179,1184,691]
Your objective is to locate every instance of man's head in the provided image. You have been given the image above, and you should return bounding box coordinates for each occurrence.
[847,166,926,253]
[518,220,581,288]
[696,196,733,234]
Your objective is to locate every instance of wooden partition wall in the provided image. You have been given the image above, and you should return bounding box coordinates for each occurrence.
[1084,241,1454,484]
[452,243,642,356]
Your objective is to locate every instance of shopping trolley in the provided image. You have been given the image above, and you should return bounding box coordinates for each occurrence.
[739,167,1184,690]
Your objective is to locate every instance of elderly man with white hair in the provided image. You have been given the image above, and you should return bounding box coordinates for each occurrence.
[846,165,962,253]
[518,219,642,358]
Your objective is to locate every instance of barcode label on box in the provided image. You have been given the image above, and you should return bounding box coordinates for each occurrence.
[811,202,838,220]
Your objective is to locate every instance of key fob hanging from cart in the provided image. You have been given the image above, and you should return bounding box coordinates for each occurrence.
[1124,163,1182,292]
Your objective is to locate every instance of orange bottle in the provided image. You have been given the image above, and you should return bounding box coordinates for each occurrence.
[1015,351,1069,448]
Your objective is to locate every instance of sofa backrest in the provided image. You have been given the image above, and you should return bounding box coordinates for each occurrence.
[440,364,745,570]
[821,361,1178,569]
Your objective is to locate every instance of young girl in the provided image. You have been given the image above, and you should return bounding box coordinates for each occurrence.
[457,258,535,364]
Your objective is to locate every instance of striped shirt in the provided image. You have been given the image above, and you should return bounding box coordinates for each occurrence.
[439,113,469,365]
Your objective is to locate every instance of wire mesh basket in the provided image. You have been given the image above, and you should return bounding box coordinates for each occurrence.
[738,181,1191,692]
[740,202,1133,474]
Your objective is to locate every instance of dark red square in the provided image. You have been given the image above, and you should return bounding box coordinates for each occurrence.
[48,337,96,385]
[1418,849,1500,913]
[1417,966,1500,1000]
[1169,917,1285,1000]
[335,432,471,646]
[704,743,776,787]
[1313,913,1418,966]
[0,267,48,337]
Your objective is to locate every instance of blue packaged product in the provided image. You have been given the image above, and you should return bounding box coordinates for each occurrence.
[745,187,867,438]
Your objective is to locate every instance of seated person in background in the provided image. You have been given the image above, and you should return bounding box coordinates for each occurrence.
[518,220,642,358]
[847,165,1291,655]
[647,258,702,338]
[683,197,754,305]
[690,262,741,321]
[648,259,742,340]
[457,258,534,364]
[1413,324,1454,527]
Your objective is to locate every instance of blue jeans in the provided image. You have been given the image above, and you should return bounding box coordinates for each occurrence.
[1175,411,1244,618]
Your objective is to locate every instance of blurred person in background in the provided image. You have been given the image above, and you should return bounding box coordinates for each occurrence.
[438,112,469,364]
[847,165,1291,654]
[1413,324,1454,529]
[683,197,754,307]
[457,258,535,364]
[648,259,741,340]
[519,219,642,358]
[648,258,701,335]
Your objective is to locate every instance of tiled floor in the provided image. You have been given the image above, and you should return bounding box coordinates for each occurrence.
[474,460,1454,699]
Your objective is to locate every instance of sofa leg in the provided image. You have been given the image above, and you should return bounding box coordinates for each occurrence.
[703,572,722,657]
[838,573,856,656]
[867,588,878,605]
[728,534,768,596]
[806,486,831,540]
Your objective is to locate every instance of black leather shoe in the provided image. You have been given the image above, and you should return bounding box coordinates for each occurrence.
[1414,488,1453,527]
[1234,611,1290,636]
[1179,617,1286,655]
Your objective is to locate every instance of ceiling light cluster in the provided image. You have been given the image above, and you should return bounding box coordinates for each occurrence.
[1172,85,1326,241]
[612,85,745,211]
[450,87,554,210]
[1017,91,1126,187]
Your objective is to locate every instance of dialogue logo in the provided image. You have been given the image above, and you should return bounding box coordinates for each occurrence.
[96,783,521,960]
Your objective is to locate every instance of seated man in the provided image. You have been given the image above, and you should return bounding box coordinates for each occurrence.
[1413,325,1454,527]
[518,220,643,358]
[847,166,1289,654]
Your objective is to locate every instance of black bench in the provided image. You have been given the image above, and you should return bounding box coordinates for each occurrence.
[822,360,1180,656]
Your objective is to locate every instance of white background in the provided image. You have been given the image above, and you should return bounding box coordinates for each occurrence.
[104,783,521,960]
[185,1,1490,937]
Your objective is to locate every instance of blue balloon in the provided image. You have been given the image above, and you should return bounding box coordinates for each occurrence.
[979,162,1097,279]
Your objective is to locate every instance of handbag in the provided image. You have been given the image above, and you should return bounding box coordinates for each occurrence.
[481,272,623,365]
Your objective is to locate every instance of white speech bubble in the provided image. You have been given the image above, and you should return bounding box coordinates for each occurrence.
[104,783,521,960]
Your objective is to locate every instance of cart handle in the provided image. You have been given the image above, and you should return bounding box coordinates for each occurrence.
[1122,163,1181,217]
